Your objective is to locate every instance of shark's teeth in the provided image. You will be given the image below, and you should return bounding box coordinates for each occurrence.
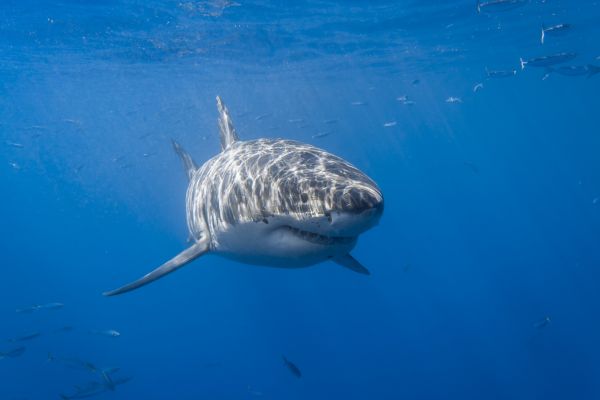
[285,226,354,245]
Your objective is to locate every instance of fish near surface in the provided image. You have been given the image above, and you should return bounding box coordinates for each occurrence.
[485,68,516,79]
[476,0,526,14]
[104,96,384,296]
[7,332,41,342]
[16,302,64,313]
[547,65,600,78]
[520,53,577,69]
[541,23,571,44]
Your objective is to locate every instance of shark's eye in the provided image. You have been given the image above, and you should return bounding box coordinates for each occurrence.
[300,193,309,203]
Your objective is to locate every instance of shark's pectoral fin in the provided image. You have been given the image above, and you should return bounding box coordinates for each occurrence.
[333,254,370,275]
[103,238,210,296]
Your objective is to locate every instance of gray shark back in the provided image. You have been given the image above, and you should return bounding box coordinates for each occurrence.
[186,138,382,242]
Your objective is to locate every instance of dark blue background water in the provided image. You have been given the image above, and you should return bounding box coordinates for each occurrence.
[1,1,600,399]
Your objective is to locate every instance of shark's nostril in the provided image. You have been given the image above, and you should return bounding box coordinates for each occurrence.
[335,187,383,213]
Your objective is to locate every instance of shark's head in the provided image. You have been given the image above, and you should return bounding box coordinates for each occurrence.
[192,139,384,265]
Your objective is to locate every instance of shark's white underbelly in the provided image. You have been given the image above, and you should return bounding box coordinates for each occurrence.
[212,221,356,268]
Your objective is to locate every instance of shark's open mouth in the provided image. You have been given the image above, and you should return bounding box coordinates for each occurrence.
[284,226,355,245]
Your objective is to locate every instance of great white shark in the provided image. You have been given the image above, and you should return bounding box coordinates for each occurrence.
[104,96,384,296]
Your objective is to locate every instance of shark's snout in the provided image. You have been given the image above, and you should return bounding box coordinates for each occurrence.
[334,186,383,214]
[328,186,383,237]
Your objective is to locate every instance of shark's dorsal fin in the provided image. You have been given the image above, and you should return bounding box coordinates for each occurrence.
[172,139,197,181]
[216,96,239,151]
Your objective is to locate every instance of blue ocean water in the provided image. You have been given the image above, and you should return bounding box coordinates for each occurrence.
[1,0,600,398]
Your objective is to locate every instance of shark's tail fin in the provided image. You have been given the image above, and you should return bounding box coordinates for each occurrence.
[172,140,198,181]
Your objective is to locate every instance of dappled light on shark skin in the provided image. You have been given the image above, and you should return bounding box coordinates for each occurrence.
[104,96,384,296]
[2,1,600,399]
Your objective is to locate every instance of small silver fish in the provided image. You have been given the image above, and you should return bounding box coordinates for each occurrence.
[0,346,26,360]
[254,113,271,121]
[247,385,263,396]
[486,68,516,78]
[5,141,24,148]
[90,329,121,337]
[446,96,462,104]
[23,125,48,131]
[397,95,415,105]
[350,101,366,106]
[520,53,577,69]
[63,118,82,125]
[473,83,484,92]
[60,381,105,400]
[7,332,41,342]
[16,302,64,313]
[464,161,480,174]
[541,23,570,44]
[477,0,526,14]
[311,131,331,139]
[534,316,551,329]
[101,367,121,390]
[48,353,97,372]
[547,65,600,78]
[282,355,302,378]
[383,121,397,127]
[39,302,64,310]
